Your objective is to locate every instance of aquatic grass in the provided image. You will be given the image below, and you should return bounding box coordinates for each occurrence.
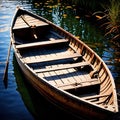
[108,0,120,25]
[93,0,120,45]
[103,0,120,42]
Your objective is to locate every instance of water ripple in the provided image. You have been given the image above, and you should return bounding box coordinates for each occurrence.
[0,24,9,32]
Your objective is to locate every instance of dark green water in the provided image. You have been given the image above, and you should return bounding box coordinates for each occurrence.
[0,0,120,120]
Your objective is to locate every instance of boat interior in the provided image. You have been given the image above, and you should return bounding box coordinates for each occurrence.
[12,13,115,109]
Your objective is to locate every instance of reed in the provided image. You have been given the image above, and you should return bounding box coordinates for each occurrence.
[104,0,120,40]
[102,0,120,42]
[93,0,120,43]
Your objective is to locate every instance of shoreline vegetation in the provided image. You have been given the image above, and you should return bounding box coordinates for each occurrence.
[92,0,120,47]
[33,0,120,47]
[70,0,120,47]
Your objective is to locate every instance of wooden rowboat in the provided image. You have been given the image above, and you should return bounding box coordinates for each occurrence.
[11,7,118,120]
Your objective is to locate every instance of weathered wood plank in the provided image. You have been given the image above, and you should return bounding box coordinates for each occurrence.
[16,39,69,49]
[82,94,109,100]
[34,62,90,73]
[58,68,72,84]
[13,15,49,30]
[41,49,66,86]
[67,68,82,83]
[56,78,100,90]
[23,53,82,64]
[23,15,48,25]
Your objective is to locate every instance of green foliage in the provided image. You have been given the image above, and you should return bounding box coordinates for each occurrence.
[108,0,120,26]
[93,0,120,43]
[104,0,120,41]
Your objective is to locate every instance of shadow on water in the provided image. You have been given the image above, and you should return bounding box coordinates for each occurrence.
[13,55,83,120]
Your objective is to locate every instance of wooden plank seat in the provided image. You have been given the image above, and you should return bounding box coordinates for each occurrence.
[22,53,82,64]
[34,61,91,73]
[55,78,100,90]
[16,39,69,49]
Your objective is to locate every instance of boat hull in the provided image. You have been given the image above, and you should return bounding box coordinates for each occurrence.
[11,7,118,120]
